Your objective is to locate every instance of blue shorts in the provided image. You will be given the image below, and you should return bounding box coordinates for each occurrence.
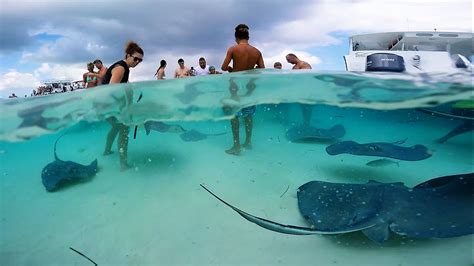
[236,105,256,118]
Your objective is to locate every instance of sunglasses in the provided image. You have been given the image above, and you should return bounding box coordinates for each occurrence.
[131,55,143,63]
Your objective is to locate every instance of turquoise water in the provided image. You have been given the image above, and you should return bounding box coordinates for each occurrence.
[0,70,472,265]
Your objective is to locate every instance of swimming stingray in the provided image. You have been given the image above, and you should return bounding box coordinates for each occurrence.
[179,129,226,142]
[175,81,221,104]
[144,121,186,135]
[286,124,345,142]
[201,172,473,244]
[41,134,98,192]
[326,141,431,161]
[18,98,78,129]
[417,107,474,143]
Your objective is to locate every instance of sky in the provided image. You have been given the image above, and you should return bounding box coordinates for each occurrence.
[0,0,472,98]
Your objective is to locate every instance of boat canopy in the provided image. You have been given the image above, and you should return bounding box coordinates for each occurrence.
[350,32,473,58]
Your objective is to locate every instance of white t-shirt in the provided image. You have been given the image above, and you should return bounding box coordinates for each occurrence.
[195,65,210,76]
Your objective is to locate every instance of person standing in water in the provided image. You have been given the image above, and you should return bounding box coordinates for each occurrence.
[155,60,167,80]
[91,59,108,85]
[221,24,265,155]
[102,41,144,171]
[83,62,98,88]
[286,53,313,125]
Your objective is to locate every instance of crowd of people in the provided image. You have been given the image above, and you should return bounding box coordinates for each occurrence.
[15,23,313,170]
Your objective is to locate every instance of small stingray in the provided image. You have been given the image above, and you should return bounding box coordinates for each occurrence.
[144,121,186,135]
[41,134,98,192]
[180,129,226,142]
[326,141,431,161]
[201,172,473,244]
[286,124,345,142]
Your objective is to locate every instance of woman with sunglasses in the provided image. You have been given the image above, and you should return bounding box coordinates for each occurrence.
[102,41,144,171]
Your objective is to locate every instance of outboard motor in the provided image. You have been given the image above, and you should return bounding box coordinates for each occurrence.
[366,53,405,72]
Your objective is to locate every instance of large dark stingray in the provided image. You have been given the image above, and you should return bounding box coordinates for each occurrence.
[201,172,473,244]
[326,141,432,161]
[286,124,345,142]
[41,134,98,192]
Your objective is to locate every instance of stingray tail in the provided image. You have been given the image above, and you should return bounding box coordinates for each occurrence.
[53,131,69,161]
[200,184,374,236]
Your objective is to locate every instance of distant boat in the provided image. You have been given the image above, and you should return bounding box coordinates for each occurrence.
[344,31,473,73]
[36,80,85,95]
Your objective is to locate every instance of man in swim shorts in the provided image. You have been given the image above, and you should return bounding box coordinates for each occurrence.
[221,24,265,155]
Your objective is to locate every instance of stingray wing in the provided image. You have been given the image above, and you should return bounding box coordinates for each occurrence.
[297,180,385,233]
[389,173,474,239]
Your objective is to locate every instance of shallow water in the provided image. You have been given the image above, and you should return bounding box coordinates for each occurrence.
[0,70,473,265]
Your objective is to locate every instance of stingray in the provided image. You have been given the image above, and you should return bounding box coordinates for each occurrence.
[325,141,431,161]
[41,134,98,192]
[18,98,78,129]
[179,129,227,142]
[175,81,221,104]
[144,121,186,135]
[286,124,345,142]
[417,108,474,143]
[201,172,473,244]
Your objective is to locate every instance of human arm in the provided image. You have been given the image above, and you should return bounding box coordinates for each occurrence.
[221,47,233,72]
[109,66,125,84]
[256,52,265,69]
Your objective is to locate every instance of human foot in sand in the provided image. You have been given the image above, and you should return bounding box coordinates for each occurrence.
[225,145,241,155]
[242,141,252,149]
[120,163,131,172]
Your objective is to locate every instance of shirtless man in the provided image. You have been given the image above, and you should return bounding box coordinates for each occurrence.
[286,53,312,70]
[174,58,190,78]
[92,59,108,85]
[221,24,265,155]
[286,53,313,125]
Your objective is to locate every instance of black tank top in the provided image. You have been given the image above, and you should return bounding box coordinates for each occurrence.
[102,60,130,84]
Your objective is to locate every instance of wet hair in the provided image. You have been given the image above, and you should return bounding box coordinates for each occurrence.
[286,53,297,59]
[234,24,249,40]
[199,57,205,61]
[93,59,102,64]
[155,60,167,76]
[178,58,184,63]
[125,41,144,56]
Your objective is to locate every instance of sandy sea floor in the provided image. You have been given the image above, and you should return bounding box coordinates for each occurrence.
[0,105,473,265]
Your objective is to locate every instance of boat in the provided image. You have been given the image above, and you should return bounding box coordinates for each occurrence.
[344,31,473,73]
[35,80,85,95]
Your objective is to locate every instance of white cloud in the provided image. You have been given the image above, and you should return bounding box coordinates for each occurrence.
[0,70,40,93]
[260,0,472,51]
